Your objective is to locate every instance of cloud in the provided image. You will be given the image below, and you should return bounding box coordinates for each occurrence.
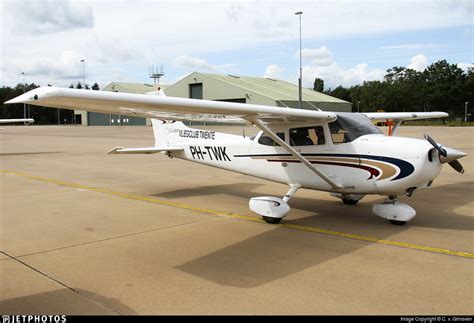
[302,59,385,89]
[264,64,283,79]
[379,43,437,50]
[407,54,428,71]
[299,46,334,67]
[6,51,85,80]
[4,0,94,35]
[172,55,236,73]
[172,56,218,72]
[0,1,472,88]
[458,63,474,72]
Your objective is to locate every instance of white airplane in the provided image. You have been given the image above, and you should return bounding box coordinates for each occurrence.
[6,87,466,225]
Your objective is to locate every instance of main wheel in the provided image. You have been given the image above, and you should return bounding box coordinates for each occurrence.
[389,220,407,226]
[342,197,359,205]
[262,216,282,224]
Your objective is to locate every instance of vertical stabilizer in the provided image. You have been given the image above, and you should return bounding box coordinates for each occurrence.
[151,119,188,147]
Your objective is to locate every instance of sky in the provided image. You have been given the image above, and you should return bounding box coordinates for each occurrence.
[1,0,472,90]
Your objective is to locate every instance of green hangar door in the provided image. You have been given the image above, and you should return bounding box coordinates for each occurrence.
[189,83,203,99]
[87,112,146,126]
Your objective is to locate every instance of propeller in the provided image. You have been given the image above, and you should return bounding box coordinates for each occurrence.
[449,160,465,174]
[425,134,466,174]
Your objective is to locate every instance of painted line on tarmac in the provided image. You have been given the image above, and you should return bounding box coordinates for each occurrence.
[2,169,473,260]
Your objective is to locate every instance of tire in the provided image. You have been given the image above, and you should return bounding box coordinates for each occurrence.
[262,216,282,224]
[342,198,359,205]
[389,220,407,226]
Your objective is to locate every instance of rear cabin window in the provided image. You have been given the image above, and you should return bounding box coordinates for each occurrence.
[258,132,285,146]
[289,126,325,146]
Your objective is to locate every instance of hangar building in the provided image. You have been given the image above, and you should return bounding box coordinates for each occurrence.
[165,72,351,111]
[75,82,159,126]
[78,73,351,125]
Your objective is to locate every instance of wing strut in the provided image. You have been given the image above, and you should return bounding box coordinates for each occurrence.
[246,117,343,190]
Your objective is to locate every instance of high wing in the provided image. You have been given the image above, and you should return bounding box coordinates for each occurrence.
[362,112,448,121]
[5,87,336,124]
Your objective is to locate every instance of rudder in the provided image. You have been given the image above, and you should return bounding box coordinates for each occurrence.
[151,119,188,147]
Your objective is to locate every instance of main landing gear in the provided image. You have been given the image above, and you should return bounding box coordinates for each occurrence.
[249,184,301,224]
[331,193,365,205]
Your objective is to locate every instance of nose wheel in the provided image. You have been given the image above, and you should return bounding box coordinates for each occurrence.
[372,195,415,225]
[262,216,282,224]
[388,220,407,226]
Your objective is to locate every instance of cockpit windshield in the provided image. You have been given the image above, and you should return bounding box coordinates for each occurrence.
[329,113,382,144]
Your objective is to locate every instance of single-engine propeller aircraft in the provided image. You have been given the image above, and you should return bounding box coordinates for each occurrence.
[6,87,466,225]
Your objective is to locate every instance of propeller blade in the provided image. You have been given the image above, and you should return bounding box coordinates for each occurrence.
[424,134,447,157]
[449,160,465,174]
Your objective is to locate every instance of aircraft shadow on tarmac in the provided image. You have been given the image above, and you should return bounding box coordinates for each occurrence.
[0,288,137,315]
[165,181,473,288]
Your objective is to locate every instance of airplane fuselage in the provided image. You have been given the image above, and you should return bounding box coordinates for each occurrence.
[168,125,442,197]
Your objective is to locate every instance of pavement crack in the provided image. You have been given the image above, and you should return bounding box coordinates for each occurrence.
[5,217,219,260]
[0,250,123,315]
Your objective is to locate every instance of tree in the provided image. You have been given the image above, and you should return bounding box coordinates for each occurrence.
[75,82,83,89]
[313,78,324,92]
[328,86,351,102]
[465,67,474,116]
[92,82,100,90]
[422,60,466,117]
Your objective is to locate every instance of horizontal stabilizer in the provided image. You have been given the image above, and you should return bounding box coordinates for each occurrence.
[108,146,184,155]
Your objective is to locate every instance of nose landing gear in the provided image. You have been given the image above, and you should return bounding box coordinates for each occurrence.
[372,195,416,225]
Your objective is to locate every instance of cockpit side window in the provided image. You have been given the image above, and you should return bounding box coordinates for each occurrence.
[258,132,285,146]
[329,120,349,144]
[290,126,325,146]
[330,113,383,144]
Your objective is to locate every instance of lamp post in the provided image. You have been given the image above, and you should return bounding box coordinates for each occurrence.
[77,59,86,125]
[465,101,469,122]
[21,72,26,125]
[80,59,86,89]
[295,11,303,110]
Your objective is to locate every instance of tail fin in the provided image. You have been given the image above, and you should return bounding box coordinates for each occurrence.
[151,119,188,147]
[145,86,167,97]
